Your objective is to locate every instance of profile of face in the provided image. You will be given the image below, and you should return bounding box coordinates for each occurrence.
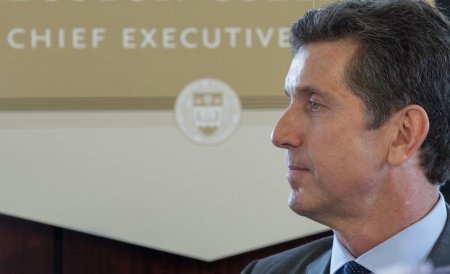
[271,40,391,225]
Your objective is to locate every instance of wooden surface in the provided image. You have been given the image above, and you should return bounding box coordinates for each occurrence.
[0,213,332,274]
[0,215,54,274]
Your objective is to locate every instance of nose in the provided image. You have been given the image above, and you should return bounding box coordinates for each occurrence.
[271,106,304,149]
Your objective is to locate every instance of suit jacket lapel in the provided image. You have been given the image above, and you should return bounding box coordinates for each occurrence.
[306,249,332,274]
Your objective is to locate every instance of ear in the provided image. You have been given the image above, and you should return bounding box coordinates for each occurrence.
[387,105,429,166]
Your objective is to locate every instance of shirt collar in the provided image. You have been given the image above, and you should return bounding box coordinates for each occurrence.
[330,193,447,274]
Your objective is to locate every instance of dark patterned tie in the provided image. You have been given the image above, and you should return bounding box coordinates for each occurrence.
[335,261,372,274]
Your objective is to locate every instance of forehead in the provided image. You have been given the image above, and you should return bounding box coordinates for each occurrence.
[285,40,359,98]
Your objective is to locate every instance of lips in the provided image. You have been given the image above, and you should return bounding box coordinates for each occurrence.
[288,166,311,179]
[286,152,312,184]
[286,152,310,171]
[287,164,311,188]
[288,165,309,171]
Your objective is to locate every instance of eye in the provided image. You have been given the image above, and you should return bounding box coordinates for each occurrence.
[308,99,321,111]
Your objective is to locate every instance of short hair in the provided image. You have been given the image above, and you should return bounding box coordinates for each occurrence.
[290,0,450,185]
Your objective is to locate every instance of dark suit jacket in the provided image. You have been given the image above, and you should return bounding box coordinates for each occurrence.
[241,205,450,274]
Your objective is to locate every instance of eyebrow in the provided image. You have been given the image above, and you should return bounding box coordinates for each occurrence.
[286,85,330,101]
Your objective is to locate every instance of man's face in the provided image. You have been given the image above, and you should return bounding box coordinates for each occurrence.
[272,40,390,225]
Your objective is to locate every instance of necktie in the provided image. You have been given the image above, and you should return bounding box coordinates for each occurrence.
[335,261,372,274]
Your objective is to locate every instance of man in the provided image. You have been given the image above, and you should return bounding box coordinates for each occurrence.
[242,0,450,273]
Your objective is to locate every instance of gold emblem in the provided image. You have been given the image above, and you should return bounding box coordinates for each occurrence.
[175,79,241,145]
[193,92,223,135]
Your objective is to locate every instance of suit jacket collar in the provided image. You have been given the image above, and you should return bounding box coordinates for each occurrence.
[427,203,450,267]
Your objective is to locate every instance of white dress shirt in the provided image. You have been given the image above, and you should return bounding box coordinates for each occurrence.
[330,194,447,274]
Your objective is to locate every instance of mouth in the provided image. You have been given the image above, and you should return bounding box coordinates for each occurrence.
[287,165,311,188]
[288,165,309,171]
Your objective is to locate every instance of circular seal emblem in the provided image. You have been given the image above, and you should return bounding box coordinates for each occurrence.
[175,78,241,145]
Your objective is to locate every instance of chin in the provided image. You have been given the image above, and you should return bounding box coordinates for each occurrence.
[288,195,308,216]
[288,194,322,220]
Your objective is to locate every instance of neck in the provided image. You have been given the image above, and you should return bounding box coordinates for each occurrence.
[332,176,439,257]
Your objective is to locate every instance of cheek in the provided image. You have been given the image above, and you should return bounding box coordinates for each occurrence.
[310,125,357,160]
[309,127,374,180]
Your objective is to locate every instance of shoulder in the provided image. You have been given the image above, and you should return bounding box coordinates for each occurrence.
[241,235,333,274]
